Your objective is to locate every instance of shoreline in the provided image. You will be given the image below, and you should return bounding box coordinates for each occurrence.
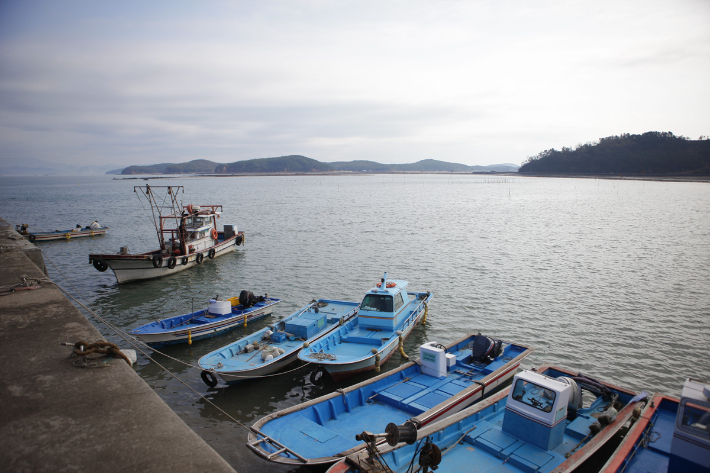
[111,171,710,183]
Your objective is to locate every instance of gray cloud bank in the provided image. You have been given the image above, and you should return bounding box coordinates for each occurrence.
[1,0,708,168]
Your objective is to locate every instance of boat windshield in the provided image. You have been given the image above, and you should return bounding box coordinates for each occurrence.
[511,379,556,412]
[186,216,210,228]
[360,294,393,312]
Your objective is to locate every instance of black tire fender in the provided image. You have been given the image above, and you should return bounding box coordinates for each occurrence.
[93,259,108,272]
[152,255,163,268]
[201,370,219,388]
[236,234,243,246]
[196,253,204,264]
[181,256,189,266]
[167,256,176,269]
[310,366,326,385]
[208,248,216,259]
[28,234,36,242]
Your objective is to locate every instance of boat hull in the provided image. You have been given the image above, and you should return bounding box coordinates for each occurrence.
[90,233,241,283]
[301,293,433,381]
[199,300,360,384]
[130,302,279,346]
[27,227,108,242]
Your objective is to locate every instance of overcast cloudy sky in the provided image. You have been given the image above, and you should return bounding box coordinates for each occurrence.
[1,0,708,168]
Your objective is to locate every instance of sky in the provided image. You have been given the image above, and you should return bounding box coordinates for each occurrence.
[0,0,709,168]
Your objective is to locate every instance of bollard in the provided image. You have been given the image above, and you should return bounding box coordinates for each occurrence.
[397,330,409,360]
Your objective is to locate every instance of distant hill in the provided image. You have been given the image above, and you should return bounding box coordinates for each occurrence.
[215,155,334,173]
[519,132,710,175]
[121,163,174,175]
[164,159,219,174]
[111,155,519,175]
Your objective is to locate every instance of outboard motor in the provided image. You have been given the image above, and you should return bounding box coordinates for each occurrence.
[470,334,503,363]
[239,290,265,309]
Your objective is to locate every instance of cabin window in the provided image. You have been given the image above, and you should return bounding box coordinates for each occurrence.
[361,294,393,312]
[511,379,556,413]
[394,293,404,311]
[677,399,710,438]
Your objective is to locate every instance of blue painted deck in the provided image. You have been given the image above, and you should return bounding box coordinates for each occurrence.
[198,299,359,381]
[129,298,282,346]
[615,397,677,473]
[253,335,531,463]
[343,367,637,473]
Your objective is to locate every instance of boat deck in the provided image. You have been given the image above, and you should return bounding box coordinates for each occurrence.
[622,397,676,473]
[257,341,529,462]
[199,300,359,373]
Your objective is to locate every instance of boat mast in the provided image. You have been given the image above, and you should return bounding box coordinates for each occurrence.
[134,185,184,251]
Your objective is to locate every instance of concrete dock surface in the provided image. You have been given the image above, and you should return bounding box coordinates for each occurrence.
[0,217,236,472]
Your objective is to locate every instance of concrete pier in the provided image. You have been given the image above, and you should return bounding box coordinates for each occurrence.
[0,218,236,472]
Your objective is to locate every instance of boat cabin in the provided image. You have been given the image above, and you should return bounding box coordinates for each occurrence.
[669,378,710,472]
[502,370,573,451]
[358,273,411,331]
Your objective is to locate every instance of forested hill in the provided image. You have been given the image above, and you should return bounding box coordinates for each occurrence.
[519,132,710,175]
[118,155,518,174]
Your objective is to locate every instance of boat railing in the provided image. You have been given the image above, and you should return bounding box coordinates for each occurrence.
[247,426,308,463]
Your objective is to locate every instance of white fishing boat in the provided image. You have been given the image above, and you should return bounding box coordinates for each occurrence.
[89,185,244,283]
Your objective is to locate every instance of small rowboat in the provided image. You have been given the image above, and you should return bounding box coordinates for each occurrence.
[17,223,108,242]
[198,299,360,385]
[130,293,281,347]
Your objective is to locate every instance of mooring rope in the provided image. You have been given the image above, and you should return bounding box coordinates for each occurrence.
[36,252,315,435]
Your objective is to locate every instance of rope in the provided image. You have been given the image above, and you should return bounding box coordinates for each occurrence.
[306,352,337,361]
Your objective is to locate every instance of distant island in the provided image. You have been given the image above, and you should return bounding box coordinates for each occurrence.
[519,132,710,175]
[118,156,519,175]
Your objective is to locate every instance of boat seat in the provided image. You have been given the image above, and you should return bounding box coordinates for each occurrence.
[341,335,383,346]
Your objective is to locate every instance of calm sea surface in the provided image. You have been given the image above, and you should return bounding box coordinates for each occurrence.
[1,174,709,472]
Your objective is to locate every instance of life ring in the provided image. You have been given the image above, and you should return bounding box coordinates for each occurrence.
[152,255,163,268]
[201,370,218,388]
[310,366,326,385]
[93,259,108,272]
[376,282,397,288]
[187,204,194,214]
[167,256,177,269]
[211,228,218,240]
[196,253,204,264]
[28,234,36,242]
[181,256,189,265]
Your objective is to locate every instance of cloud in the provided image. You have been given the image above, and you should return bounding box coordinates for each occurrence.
[1,0,709,166]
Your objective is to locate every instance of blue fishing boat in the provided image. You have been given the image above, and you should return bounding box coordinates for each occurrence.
[129,292,281,346]
[297,272,432,381]
[328,365,644,473]
[198,299,360,386]
[601,378,710,473]
[247,333,534,467]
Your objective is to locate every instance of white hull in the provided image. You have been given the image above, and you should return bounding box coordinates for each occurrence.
[216,350,301,383]
[94,236,239,283]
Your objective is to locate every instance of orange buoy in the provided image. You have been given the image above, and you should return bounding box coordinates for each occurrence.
[376,281,397,288]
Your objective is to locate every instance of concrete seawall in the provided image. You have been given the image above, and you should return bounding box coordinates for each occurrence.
[0,217,236,472]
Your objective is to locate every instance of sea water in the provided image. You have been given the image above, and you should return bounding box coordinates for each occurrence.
[1,173,709,472]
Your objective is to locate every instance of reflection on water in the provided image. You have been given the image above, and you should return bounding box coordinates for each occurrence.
[1,174,709,472]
